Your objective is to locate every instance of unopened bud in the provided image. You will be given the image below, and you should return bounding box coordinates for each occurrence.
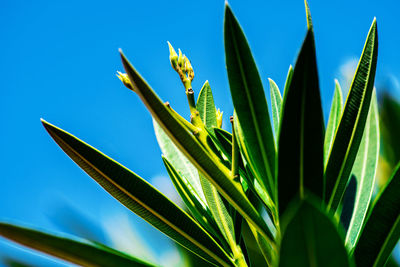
[216,108,223,128]
[167,41,178,70]
[116,71,134,91]
[184,57,194,81]
[178,49,184,68]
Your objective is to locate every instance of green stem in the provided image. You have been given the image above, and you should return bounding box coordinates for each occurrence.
[231,115,240,182]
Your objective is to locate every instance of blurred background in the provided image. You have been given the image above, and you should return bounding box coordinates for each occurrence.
[1,0,400,265]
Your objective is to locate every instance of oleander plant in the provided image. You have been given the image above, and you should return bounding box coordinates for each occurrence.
[1,1,399,266]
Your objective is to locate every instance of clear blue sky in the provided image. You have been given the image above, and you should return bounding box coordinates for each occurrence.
[1,0,399,265]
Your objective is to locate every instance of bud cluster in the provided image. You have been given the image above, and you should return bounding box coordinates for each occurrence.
[168,41,194,83]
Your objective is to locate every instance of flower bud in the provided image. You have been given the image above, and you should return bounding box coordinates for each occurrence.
[116,71,134,91]
[216,108,223,128]
[167,41,178,70]
[178,49,184,68]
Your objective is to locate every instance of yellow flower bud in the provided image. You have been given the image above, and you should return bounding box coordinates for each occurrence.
[167,41,178,70]
[116,71,134,91]
[216,108,223,128]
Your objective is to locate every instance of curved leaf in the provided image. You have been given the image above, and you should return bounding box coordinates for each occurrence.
[0,223,152,267]
[324,80,343,166]
[345,91,379,250]
[279,200,351,267]
[41,120,233,266]
[224,4,276,199]
[325,19,378,212]
[353,163,400,266]
[278,29,325,215]
[269,78,282,137]
[119,51,273,242]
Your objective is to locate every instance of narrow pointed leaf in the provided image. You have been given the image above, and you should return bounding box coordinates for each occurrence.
[353,163,400,266]
[224,4,276,199]
[120,51,273,242]
[269,78,282,137]
[278,29,325,215]
[200,174,236,248]
[325,19,378,212]
[282,65,293,103]
[154,120,207,204]
[41,120,233,266]
[279,200,351,267]
[196,84,237,250]
[0,223,152,267]
[345,91,379,249]
[162,156,231,253]
[304,0,313,30]
[324,80,343,166]
[196,81,218,132]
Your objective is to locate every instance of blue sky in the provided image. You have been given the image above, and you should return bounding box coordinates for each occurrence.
[1,0,400,265]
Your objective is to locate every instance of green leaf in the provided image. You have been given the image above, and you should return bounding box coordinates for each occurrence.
[345,91,379,250]
[119,51,273,243]
[224,4,276,199]
[269,78,282,137]
[325,19,378,212]
[324,80,343,167]
[199,174,236,249]
[304,0,313,30]
[282,65,293,103]
[196,82,238,253]
[279,200,351,267]
[0,223,153,267]
[161,156,230,253]
[153,120,207,205]
[278,29,325,215]
[196,80,218,132]
[41,120,233,266]
[353,163,400,266]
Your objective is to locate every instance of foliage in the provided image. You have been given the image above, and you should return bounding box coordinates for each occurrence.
[1,2,399,267]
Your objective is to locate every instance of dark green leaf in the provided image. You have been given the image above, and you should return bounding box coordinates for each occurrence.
[279,200,351,267]
[224,4,276,199]
[0,223,152,267]
[353,163,400,266]
[325,19,378,212]
[41,120,233,266]
[278,29,325,215]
